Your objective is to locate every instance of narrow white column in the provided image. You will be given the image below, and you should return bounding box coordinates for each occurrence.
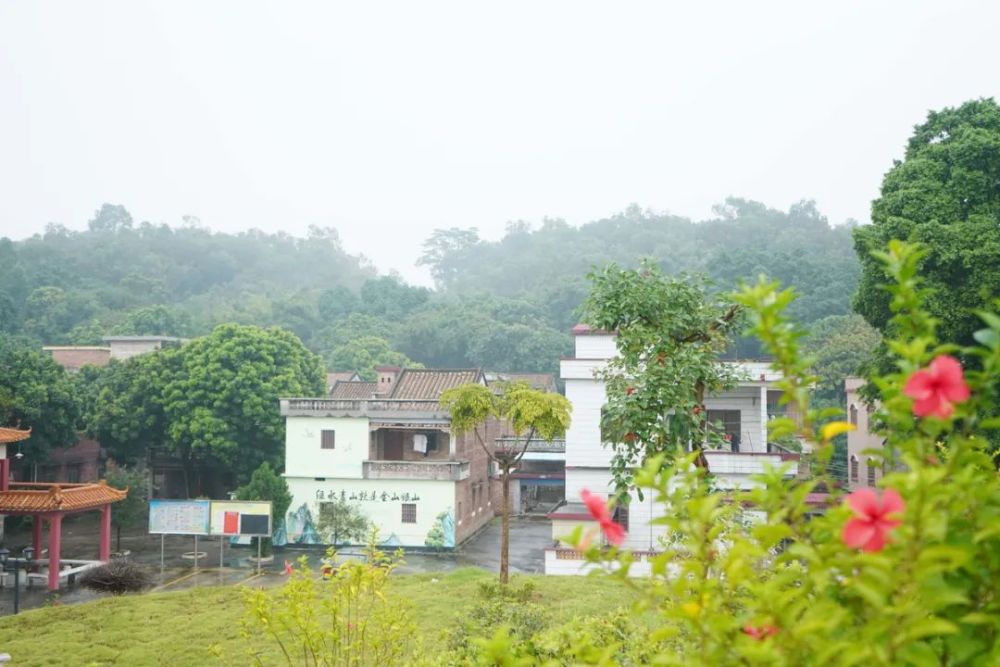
[759,384,769,453]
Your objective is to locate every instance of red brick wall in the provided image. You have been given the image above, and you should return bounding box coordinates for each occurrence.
[42,436,104,482]
[47,348,111,371]
[454,416,515,543]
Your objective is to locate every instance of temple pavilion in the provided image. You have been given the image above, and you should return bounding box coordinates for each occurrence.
[0,426,128,590]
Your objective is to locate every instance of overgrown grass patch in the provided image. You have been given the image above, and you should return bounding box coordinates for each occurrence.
[0,568,637,666]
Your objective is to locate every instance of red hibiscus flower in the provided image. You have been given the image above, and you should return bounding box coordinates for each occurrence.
[743,623,778,640]
[842,488,905,552]
[626,386,636,396]
[283,559,294,575]
[580,489,626,546]
[903,355,970,419]
[624,432,638,443]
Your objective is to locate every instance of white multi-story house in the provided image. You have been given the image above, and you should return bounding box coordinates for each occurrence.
[279,367,508,549]
[545,325,802,575]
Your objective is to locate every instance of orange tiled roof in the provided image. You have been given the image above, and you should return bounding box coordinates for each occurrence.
[0,481,127,513]
[0,426,31,443]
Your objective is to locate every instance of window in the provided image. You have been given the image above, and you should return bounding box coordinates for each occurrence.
[850,455,859,482]
[706,409,741,451]
[66,465,81,484]
[849,404,858,426]
[867,461,877,487]
[321,430,336,450]
[401,503,417,523]
[426,432,439,453]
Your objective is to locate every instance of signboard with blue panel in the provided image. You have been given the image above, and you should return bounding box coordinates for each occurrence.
[148,499,211,535]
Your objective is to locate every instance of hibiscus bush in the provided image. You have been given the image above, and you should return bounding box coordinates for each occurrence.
[479,241,1000,665]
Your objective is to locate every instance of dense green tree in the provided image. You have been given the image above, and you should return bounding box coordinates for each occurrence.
[88,203,134,233]
[86,352,178,466]
[326,336,421,380]
[582,263,742,486]
[313,313,397,353]
[854,98,1000,346]
[359,276,430,318]
[417,227,481,286]
[0,334,79,464]
[104,465,149,552]
[235,462,293,557]
[317,286,360,321]
[164,325,324,493]
[467,323,570,375]
[802,314,880,407]
[87,324,323,495]
[111,305,192,337]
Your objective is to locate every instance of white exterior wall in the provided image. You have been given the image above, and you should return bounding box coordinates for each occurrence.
[563,377,611,469]
[544,549,654,576]
[574,334,617,359]
[283,415,457,548]
[285,416,369,479]
[704,386,768,453]
[285,477,455,547]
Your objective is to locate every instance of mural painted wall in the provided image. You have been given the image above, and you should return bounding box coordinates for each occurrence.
[283,477,456,548]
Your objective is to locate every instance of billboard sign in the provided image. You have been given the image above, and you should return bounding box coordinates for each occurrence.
[209,500,272,537]
[148,499,211,535]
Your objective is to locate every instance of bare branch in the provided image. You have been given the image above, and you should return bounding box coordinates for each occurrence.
[512,426,537,466]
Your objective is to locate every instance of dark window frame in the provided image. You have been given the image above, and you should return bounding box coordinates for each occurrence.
[401,503,417,524]
[321,430,336,450]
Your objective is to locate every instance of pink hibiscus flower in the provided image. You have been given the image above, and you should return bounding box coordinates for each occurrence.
[743,623,778,640]
[580,489,626,546]
[842,488,905,552]
[903,355,970,419]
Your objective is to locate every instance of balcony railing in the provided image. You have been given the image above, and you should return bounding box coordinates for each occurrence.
[495,437,566,454]
[281,398,451,419]
[362,460,470,481]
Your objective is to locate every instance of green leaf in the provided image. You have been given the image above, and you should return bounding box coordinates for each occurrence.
[904,617,959,641]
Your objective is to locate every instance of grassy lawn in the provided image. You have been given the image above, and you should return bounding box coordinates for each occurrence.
[0,568,636,666]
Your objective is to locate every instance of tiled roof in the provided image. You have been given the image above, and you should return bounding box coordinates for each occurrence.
[326,371,359,391]
[0,481,127,514]
[389,369,483,400]
[0,427,31,443]
[486,372,557,392]
[330,381,377,400]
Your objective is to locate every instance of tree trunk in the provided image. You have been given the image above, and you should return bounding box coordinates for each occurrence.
[693,380,709,469]
[116,524,122,553]
[500,467,510,585]
[181,454,193,498]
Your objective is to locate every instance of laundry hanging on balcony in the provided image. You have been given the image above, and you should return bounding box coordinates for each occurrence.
[413,433,428,454]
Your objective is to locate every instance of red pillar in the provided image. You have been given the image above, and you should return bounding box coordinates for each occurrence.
[32,515,43,562]
[99,504,111,561]
[47,513,63,591]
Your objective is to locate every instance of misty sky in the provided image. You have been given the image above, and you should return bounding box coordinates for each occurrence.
[1,2,998,284]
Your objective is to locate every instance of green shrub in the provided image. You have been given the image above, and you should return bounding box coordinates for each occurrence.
[480,241,1000,665]
[235,539,415,666]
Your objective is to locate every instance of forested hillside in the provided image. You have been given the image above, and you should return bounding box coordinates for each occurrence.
[1,198,861,379]
[420,198,861,360]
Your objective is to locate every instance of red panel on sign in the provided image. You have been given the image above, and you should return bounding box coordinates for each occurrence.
[223,511,239,535]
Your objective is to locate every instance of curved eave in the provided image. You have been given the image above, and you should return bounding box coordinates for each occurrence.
[0,482,128,514]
